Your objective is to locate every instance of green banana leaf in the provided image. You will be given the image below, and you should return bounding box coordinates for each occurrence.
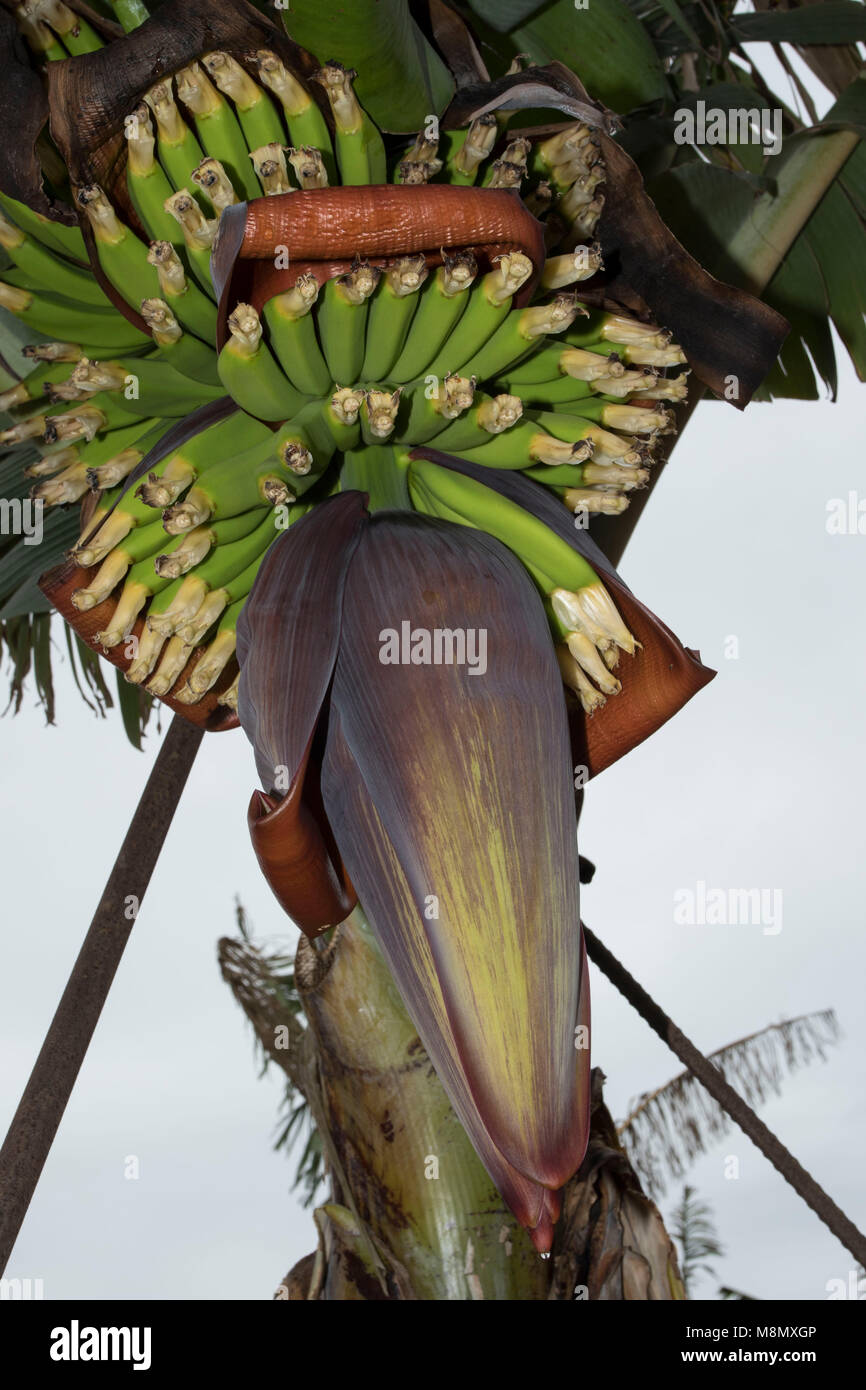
[730,3,866,46]
[642,74,866,399]
[467,0,670,111]
[282,0,454,130]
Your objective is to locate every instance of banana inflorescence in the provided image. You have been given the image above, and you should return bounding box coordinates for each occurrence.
[1,23,690,716]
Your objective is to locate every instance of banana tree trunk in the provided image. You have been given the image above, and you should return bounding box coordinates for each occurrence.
[221,909,683,1301]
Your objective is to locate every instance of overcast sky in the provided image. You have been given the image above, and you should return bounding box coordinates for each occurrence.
[2,41,864,1305]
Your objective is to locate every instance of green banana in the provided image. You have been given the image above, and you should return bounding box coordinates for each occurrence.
[139,299,220,386]
[503,343,605,384]
[606,341,689,369]
[317,263,381,387]
[0,359,80,409]
[523,460,648,490]
[252,50,336,183]
[124,105,185,246]
[36,0,102,55]
[161,443,294,533]
[0,209,106,306]
[520,396,673,435]
[63,355,223,419]
[262,276,332,397]
[28,458,93,506]
[438,417,593,471]
[459,295,582,383]
[135,408,274,507]
[144,632,197,695]
[147,512,280,647]
[146,241,218,342]
[201,52,285,151]
[286,146,329,190]
[388,253,478,384]
[249,144,291,196]
[424,254,534,380]
[564,311,673,352]
[307,387,364,456]
[409,461,639,697]
[71,412,270,562]
[441,118,498,185]
[219,304,312,421]
[162,192,217,297]
[0,282,150,349]
[407,457,597,596]
[539,246,604,291]
[174,512,281,645]
[340,444,410,511]
[174,596,245,701]
[424,392,524,452]
[143,81,207,201]
[393,375,474,444]
[360,390,402,447]
[361,256,428,382]
[16,7,67,63]
[0,192,88,264]
[83,419,176,490]
[42,391,145,446]
[70,516,170,610]
[91,551,178,650]
[557,486,631,517]
[496,373,596,407]
[269,398,351,488]
[174,61,260,201]
[533,410,649,465]
[313,62,387,185]
[153,508,269,579]
[75,186,161,312]
[190,157,238,216]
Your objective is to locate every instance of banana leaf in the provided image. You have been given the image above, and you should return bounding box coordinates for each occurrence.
[465,0,670,112]
[646,75,866,396]
[730,3,866,45]
[282,0,454,130]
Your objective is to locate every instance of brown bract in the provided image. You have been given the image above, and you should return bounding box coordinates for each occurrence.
[0,7,77,224]
[236,492,367,935]
[211,185,546,349]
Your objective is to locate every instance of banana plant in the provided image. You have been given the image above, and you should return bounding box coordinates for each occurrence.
[0,0,862,1297]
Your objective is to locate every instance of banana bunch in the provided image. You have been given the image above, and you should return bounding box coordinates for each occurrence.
[1,10,691,717]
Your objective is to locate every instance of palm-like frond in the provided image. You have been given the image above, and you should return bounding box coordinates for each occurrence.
[218,903,326,1207]
[669,1183,723,1295]
[618,1010,840,1198]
